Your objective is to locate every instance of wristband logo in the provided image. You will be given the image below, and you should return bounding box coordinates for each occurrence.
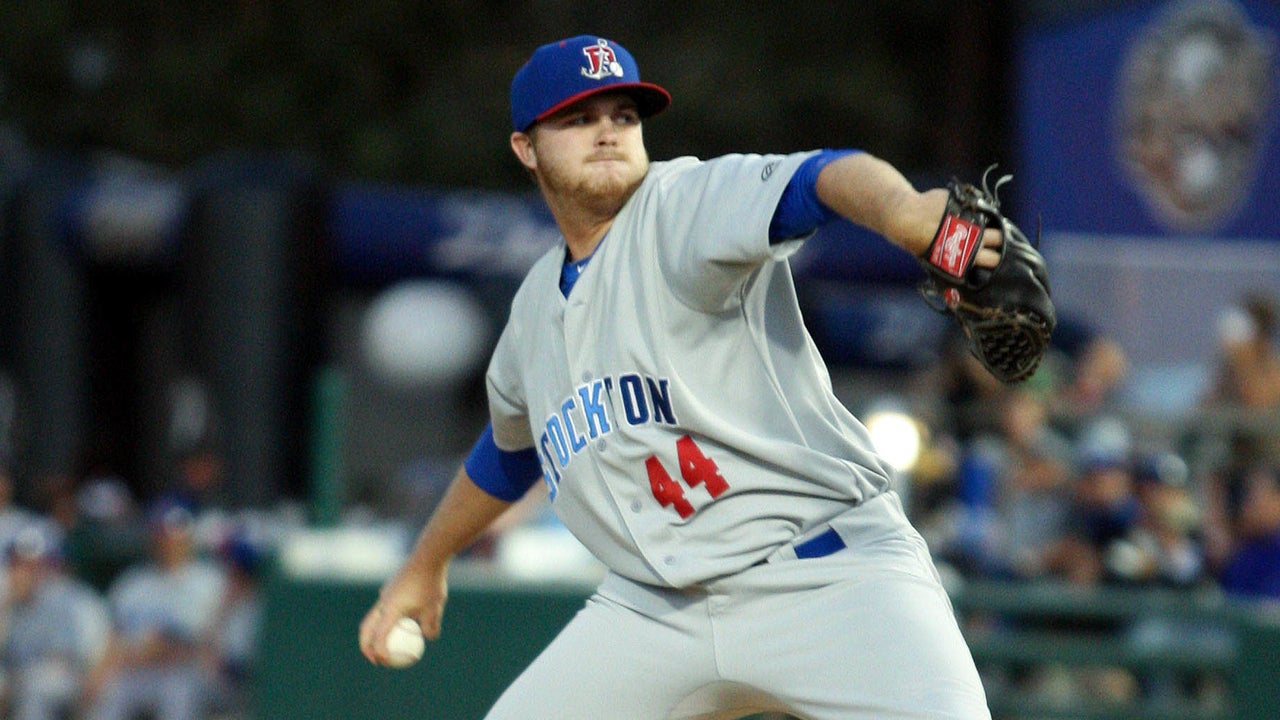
[931,215,981,279]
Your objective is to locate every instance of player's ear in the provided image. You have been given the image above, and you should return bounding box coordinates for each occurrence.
[510,131,537,171]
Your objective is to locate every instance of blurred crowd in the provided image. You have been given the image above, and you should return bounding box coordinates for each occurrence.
[0,289,1278,720]
[914,290,1280,600]
[909,290,1280,710]
[0,445,272,720]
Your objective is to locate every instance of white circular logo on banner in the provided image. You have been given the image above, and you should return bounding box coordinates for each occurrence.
[1116,0,1275,232]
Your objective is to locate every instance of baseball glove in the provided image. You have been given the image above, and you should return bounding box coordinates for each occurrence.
[918,168,1055,384]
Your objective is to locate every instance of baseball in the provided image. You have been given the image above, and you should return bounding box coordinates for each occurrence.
[385,617,425,668]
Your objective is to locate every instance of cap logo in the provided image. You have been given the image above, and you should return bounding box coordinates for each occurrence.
[581,39,624,80]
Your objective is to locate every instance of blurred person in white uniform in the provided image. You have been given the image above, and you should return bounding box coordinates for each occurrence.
[0,521,109,720]
[81,500,226,720]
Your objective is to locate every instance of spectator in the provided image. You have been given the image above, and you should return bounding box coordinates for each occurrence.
[922,387,1074,579]
[989,390,1075,580]
[57,471,146,597]
[1216,464,1280,601]
[936,328,1006,443]
[161,442,226,515]
[1107,452,1204,588]
[31,473,80,537]
[1203,292,1280,410]
[1049,315,1131,419]
[74,474,136,529]
[0,458,38,559]
[1115,454,1224,709]
[0,522,110,720]
[199,532,265,719]
[81,500,226,720]
[1200,429,1275,574]
[1043,417,1141,586]
[156,442,236,562]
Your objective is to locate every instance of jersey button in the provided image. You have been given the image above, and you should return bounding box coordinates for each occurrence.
[581,371,593,382]
[630,499,642,513]
[663,556,678,566]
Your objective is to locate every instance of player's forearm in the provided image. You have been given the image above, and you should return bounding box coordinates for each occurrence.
[814,152,945,257]
[401,468,514,576]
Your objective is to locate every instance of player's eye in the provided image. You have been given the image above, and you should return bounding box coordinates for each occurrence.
[614,110,640,125]
[550,112,588,127]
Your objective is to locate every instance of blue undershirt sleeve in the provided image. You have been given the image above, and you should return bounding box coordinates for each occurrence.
[464,423,543,502]
[769,149,862,243]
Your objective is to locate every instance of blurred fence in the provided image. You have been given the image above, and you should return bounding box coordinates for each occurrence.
[954,580,1280,720]
[252,564,1280,720]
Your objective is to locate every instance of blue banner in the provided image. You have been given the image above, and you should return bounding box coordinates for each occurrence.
[1016,0,1280,238]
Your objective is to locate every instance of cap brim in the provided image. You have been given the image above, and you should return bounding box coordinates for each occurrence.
[531,82,671,128]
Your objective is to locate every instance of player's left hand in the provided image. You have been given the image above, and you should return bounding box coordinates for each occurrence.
[916,168,1055,384]
[916,186,1003,268]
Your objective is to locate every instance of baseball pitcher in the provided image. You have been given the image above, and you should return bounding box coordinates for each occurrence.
[360,34,1053,720]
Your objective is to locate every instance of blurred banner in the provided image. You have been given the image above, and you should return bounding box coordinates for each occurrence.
[1016,0,1279,238]
[327,185,561,286]
[1015,0,1280,408]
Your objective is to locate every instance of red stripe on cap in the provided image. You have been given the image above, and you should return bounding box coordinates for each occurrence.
[533,82,671,125]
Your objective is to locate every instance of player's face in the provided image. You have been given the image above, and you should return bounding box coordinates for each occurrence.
[513,93,649,214]
[153,525,194,569]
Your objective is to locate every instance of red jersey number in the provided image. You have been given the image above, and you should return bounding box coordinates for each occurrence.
[645,435,730,518]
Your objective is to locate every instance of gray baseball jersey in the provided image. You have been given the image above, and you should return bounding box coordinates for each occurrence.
[487,151,899,588]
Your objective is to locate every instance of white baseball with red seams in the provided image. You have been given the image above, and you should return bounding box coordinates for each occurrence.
[384,617,424,668]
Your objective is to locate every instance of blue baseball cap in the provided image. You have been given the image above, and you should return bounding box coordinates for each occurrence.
[511,35,671,132]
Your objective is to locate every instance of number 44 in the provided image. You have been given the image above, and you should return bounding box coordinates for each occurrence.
[644,435,730,518]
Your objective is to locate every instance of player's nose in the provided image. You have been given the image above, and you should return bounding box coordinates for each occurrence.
[595,117,620,144]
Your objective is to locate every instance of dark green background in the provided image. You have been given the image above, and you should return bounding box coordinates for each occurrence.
[0,1,1012,188]
[257,571,1280,720]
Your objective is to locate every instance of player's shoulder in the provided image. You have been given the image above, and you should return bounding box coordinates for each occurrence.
[505,244,565,314]
[518,244,564,288]
[647,156,702,179]
[644,155,732,186]
[645,152,803,190]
